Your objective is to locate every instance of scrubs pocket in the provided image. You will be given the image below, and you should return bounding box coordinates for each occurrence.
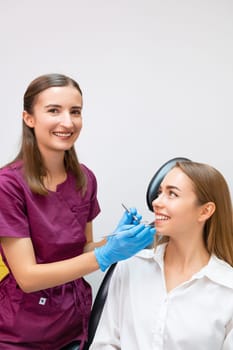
[13,291,52,341]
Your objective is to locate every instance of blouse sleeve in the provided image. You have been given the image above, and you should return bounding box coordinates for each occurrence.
[89,264,123,350]
[223,317,233,350]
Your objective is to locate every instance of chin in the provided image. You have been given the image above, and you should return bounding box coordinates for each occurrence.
[56,144,73,151]
[157,231,169,238]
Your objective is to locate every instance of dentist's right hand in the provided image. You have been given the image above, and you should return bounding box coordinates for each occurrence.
[94,224,156,271]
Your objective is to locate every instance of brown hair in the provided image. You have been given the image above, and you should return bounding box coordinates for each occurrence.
[156,161,233,266]
[12,73,86,195]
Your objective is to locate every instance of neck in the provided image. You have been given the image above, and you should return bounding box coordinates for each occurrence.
[164,236,210,271]
[41,151,67,191]
[41,150,66,175]
[163,236,210,292]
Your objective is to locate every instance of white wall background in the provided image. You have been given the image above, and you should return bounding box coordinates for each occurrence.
[1,0,232,297]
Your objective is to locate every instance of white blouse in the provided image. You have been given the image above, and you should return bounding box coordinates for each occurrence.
[90,244,233,350]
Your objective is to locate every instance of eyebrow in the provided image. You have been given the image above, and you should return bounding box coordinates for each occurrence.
[159,185,182,192]
[44,104,82,109]
[44,104,59,107]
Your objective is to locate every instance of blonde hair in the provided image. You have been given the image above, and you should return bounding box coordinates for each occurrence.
[155,161,233,266]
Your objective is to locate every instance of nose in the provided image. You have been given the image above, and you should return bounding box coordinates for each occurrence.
[60,112,73,127]
[152,195,163,210]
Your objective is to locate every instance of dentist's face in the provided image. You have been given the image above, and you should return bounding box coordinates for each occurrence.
[23,85,83,157]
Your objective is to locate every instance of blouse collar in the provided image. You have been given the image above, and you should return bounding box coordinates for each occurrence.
[136,243,233,290]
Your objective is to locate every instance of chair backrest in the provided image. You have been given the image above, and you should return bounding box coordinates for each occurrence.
[146,157,190,211]
[83,263,117,350]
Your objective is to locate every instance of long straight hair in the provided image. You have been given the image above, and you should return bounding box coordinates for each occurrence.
[155,161,233,266]
[11,73,86,195]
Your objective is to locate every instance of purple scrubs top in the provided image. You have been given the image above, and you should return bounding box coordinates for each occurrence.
[0,161,100,349]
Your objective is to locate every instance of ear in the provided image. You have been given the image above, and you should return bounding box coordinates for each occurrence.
[198,202,216,222]
[22,111,35,128]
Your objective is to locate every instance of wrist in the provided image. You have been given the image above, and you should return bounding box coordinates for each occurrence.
[94,247,110,272]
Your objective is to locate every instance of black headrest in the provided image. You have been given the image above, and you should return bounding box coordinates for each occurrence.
[146,157,191,211]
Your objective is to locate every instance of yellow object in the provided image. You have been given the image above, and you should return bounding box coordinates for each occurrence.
[0,254,9,280]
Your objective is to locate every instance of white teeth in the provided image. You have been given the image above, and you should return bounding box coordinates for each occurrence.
[53,132,72,137]
[156,215,169,221]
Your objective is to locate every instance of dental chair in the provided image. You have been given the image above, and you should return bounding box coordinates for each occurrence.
[82,263,117,350]
[64,156,190,350]
[0,254,9,281]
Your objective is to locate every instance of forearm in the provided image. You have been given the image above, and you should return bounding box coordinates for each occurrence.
[18,251,100,293]
[84,238,106,252]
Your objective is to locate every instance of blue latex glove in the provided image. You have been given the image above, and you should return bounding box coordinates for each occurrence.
[114,207,142,231]
[94,224,156,271]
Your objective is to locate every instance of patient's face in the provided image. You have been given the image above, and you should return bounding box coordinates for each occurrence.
[152,167,202,239]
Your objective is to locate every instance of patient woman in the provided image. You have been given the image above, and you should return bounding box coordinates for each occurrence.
[90,160,233,350]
